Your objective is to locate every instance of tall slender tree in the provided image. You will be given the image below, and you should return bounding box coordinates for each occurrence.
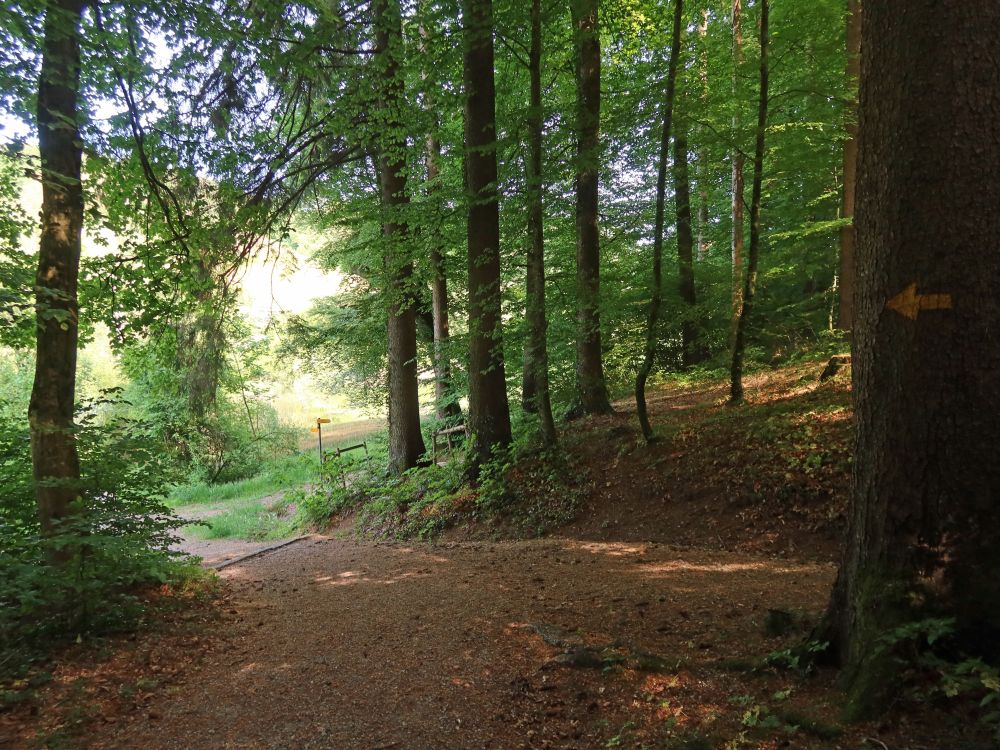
[30,0,85,537]
[729,0,768,404]
[463,0,511,475]
[521,0,557,444]
[823,0,1000,714]
[635,0,684,443]
[729,0,745,349]
[674,115,698,367]
[375,0,426,473]
[569,0,612,416]
[836,0,861,332]
[420,22,462,422]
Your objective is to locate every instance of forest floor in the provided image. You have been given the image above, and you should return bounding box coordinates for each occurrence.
[2,359,991,749]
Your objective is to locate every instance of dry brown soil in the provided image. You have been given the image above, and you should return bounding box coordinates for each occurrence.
[2,364,989,749]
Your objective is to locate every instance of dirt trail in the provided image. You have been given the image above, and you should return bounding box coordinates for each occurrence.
[88,537,840,750]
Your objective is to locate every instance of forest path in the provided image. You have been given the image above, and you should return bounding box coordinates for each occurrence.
[88,536,841,750]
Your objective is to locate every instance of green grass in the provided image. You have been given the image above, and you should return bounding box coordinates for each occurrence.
[187,495,298,542]
[167,452,318,508]
[164,426,403,542]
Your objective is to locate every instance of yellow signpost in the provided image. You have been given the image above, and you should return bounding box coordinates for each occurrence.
[313,418,331,459]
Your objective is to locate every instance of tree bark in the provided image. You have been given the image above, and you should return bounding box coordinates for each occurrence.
[570,0,612,416]
[835,0,861,333]
[521,0,557,445]
[634,0,683,443]
[426,121,462,422]
[30,0,85,536]
[728,0,767,404]
[696,8,710,262]
[729,0,744,351]
[823,0,1000,715]
[674,118,699,368]
[419,23,462,422]
[376,0,426,473]
[463,0,511,476]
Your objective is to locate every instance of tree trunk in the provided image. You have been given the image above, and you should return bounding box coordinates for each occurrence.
[30,0,85,536]
[570,0,612,416]
[426,125,462,422]
[729,0,744,351]
[634,0,683,443]
[463,0,512,476]
[728,0,767,404]
[696,8,710,262]
[674,118,698,368]
[419,23,462,423]
[521,0,557,445]
[823,0,1000,715]
[376,0,426,473]
[835,0,861,333]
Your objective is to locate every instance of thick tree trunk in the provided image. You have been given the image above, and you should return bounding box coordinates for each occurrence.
[674,118,698,368]
[463,0,511,476]
[823,0,1000,715]
[835,0,860,332]
[634,0,683,443]
[728,0,767,404]
[570,0,612,416]
[30,0,85,536]
[521,0,557,445]
[376,0,426,473]
[729,0,744,350]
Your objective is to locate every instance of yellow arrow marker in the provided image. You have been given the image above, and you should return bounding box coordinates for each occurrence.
[310,427,320,433]
[316,418,331,424]
[886,283,953,320]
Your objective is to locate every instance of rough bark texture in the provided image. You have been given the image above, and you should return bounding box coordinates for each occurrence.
[30,0,85,535]
[376,0,426,474]
[463,0,512,475]
[521,0,557,445]
[673,119,699,368]
[824,0,1000,715]
[836,0,861,333]
[634,0,683,443]
[729,0,744,350]
[570,0,612,416]
[729,0,767,404]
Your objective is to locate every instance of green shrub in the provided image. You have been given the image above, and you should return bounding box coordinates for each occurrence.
[0,393,195,675]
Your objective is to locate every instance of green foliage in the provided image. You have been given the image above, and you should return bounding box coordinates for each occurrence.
[875,617,1000,741]
[168,452,316,508]
[475,422,589,537]
[0,393,197,674]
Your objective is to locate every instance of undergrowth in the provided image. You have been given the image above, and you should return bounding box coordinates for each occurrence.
[294,420,589,541]
[0,393,210,681]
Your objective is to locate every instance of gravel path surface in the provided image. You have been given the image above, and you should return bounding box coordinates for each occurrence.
[93,537,836,750]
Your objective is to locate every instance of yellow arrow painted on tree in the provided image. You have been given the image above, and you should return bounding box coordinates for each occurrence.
[886,283,952,320]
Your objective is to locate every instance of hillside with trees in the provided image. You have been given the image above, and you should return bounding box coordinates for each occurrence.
[1,0,999,748]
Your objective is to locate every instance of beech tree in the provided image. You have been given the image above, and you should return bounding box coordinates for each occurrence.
[729,0,768,404]
[823,0,1000,713]
[463,0,511,474]
[520,0,557,445]
[569,0,612,416]
[836,0,861,332]
[634,0,683,443]
[375,0,426,473]
[30,0,85,536]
